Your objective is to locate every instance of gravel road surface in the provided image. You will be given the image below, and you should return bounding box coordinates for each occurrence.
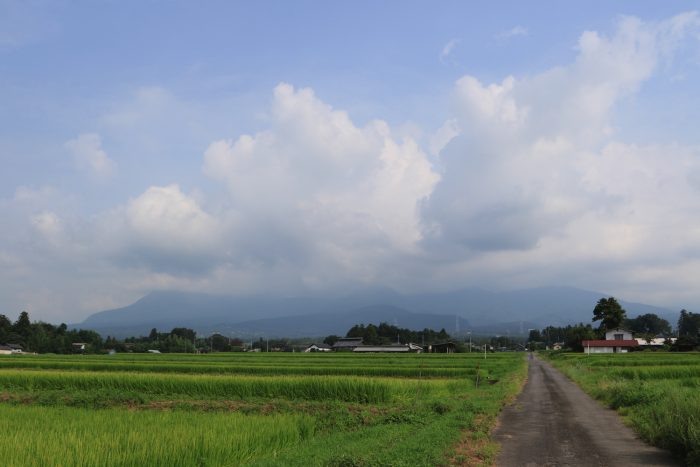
[493,354,678,467]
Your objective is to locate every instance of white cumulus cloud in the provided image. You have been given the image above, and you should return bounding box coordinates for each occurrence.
[420,12,700,305]
[203,83,440,285]
[65,133,115,179]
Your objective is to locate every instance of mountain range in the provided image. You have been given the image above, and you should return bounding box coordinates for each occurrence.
[74,286,677,339]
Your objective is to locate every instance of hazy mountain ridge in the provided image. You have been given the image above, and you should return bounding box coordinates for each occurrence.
[224,305,471,338]
[74,286,676,338]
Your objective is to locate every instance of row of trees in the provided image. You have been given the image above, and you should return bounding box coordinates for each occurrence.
[117,328,253,353]
[325,322,451,346]
[0,311,102,353]
[1,310,305,354]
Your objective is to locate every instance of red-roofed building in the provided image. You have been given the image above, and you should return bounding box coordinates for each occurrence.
[582,328,638,354]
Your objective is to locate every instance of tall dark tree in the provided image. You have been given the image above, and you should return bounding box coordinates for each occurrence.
[678,309,700,337]
[625,313,671,336]
[0,314,11,343]
[170,327,196,342]
[566,323,597,352]
[0,314,11,331]
[13,311,31,334]
[323,335,340,346]
[592,297,627,331]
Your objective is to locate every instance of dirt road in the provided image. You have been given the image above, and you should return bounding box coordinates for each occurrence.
[493,355,678,467]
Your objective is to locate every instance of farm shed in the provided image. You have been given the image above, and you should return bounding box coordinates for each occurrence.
[0,345,13,355]
[353,343,423,353]
[304,343,332,352]
[6,344,23,354]
[428,342,456,353]
[635,337,676,348]
[332,337,363,351]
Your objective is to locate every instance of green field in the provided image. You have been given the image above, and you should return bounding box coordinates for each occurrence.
[546,352,700,465]
[0,352,526,466]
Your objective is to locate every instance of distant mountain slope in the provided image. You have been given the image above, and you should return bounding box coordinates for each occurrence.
[225,305,470,338]
[74,286,676,338]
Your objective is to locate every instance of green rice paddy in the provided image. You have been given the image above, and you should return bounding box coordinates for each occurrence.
[0,352,527,466]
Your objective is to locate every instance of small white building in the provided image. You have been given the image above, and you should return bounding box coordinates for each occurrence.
[0,345,13,355]
[582,329,638,354]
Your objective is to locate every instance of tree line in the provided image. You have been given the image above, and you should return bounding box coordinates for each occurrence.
[0,311,318,353]
[0,311,102,353]
[323,322,451,347]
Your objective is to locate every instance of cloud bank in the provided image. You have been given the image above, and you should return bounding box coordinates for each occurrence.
[2,12,700,320]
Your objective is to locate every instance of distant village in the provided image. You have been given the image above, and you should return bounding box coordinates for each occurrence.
[2,299,700,355]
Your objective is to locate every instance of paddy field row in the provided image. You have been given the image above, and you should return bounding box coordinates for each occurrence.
[0,352,527,466]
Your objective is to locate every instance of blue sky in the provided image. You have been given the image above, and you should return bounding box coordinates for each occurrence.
[2,1,700,322]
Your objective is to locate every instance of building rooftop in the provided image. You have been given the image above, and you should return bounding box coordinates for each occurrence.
[333,337,363,348]
[353,345,410,353]
[582,339,638,348]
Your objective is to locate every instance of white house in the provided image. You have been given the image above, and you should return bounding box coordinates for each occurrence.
[582,328,638,354]
[605,329,633,340]
[0,345,13,355]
